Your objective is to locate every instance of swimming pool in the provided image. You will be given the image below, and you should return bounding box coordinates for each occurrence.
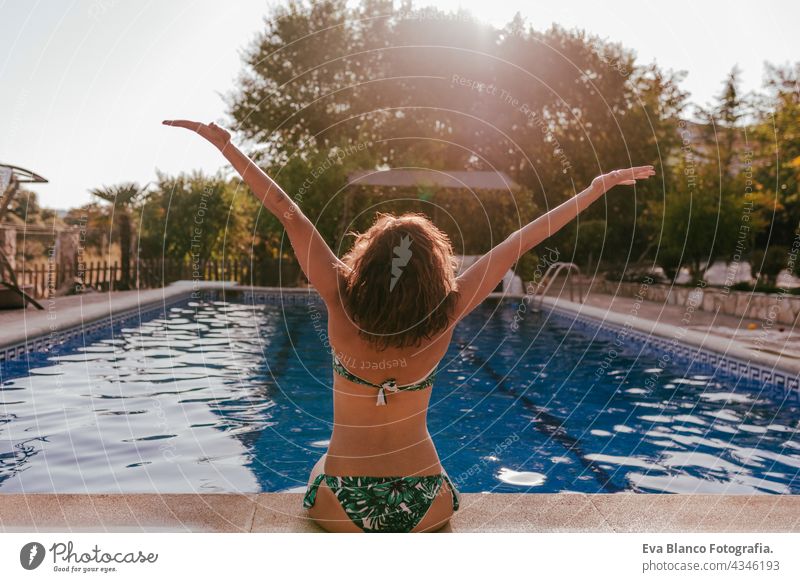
[1,291,798,494]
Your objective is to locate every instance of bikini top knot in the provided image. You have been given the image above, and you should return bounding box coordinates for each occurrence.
[331,352,437,406]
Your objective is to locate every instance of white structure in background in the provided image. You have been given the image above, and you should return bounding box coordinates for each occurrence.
[674,259,800,288]
[503,270,524,294]
[455,254,522,294]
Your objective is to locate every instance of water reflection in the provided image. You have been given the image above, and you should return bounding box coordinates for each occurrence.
[0,298,798,495]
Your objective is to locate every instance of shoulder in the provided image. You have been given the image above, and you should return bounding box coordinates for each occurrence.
[317,269,348,309]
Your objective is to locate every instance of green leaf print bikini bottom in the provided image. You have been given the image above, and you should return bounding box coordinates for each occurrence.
[303,473,460,532]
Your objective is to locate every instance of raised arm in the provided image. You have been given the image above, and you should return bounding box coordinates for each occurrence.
[451,166,656,322]
[162,119,345,304]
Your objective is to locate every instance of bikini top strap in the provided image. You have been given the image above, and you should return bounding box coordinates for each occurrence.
[332,353,438,387]
[332,353,382,388]
[332,353,438,406]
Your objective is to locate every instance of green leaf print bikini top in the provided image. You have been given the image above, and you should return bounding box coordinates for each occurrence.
[332,353,438,406]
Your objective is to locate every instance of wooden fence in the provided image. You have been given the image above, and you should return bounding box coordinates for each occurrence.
[13,257,302,299]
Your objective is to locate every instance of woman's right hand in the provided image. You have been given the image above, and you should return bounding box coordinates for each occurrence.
[162,119,232,150]
[591,166,656,194]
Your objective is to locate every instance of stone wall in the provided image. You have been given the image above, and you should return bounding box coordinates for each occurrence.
[580,278,800,326]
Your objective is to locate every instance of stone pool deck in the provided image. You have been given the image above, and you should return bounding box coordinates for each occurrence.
[2,493,799,532]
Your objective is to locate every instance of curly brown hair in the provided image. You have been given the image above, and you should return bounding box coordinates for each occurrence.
[335,212,461,350]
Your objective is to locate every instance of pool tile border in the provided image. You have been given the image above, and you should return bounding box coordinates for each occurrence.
[238,289,324,305]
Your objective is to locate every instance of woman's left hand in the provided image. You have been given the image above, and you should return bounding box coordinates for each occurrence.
[591,166,656,194]
[162,119,232,150]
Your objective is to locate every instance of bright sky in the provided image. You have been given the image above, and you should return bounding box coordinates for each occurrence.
[1,0,797,209]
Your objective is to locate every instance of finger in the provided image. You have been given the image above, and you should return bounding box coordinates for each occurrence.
[163,119,203,131]
[162,119,203,131]
[620,180,636,185]
[619,166,655,177]
[209,122,228,133]
[614,169,637,180]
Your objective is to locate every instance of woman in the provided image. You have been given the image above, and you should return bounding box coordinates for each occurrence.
[163,119,656,532]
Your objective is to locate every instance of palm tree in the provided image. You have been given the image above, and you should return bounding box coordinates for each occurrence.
[90,182,148,291]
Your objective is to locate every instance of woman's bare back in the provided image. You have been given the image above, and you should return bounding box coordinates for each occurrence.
[322,298,455,477]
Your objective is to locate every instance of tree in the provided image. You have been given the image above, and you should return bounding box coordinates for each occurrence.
[567,219,608,273]
[696,66,747,177]
[649,156,741,283]
[138,171,259,270]
[644,66,782,284]
[63,203,112,256]
[90,182,149,290]
[226,2,688,275]
[750,245,788,287]
[750,62,800,249]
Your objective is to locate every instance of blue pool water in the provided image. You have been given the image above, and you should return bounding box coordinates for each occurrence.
[1,295,799,494]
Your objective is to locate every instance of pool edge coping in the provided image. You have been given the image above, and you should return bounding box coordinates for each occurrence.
[2,492,799,533]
